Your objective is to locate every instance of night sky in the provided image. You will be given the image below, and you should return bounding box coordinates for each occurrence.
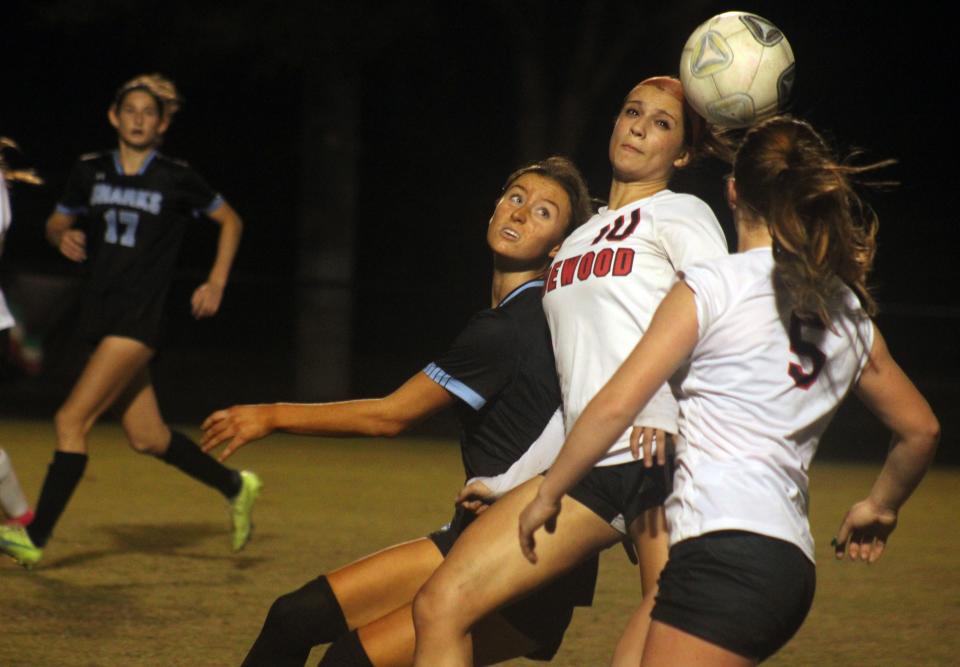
[2,1,957,411]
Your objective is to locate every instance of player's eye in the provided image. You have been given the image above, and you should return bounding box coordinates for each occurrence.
[535,206,552,219]
[509,193,523,205]
[656,119,671,130]
[624,107,639,117]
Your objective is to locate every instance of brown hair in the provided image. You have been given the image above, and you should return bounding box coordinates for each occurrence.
[502,156,594,236]
[733,116,892,324]
[112,73,182,124]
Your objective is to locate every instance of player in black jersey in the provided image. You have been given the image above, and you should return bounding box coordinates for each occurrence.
[0,74,260,570]
[200,158,595,667]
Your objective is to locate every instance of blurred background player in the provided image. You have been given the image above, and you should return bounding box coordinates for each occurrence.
[201,157,597,667]
[0,74,259,569]
[411,76,729,666]
[518,116,939,666]
[0,138,38,528]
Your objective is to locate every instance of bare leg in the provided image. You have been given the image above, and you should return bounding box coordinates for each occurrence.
[641,620,756,667]
[611,505,669,666]
[113,366,171,455]
[330,537,445,629]
[412,478,620,667]
[54,336,154,453]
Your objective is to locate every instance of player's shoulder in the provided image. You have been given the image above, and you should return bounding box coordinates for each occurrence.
[151,152,195,173]
[74,150,113,170]
[648,190,717,222]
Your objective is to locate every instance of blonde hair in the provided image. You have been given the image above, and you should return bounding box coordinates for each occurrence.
[733,116,892,324]
[0,137,42,185]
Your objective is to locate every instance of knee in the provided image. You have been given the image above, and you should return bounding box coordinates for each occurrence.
[126,432,168,456]
[264,576,348,645]
[412,577,463,634]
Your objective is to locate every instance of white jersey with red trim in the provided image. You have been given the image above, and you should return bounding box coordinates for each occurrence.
[543,189,727,466]
[669,248,875,561]
[0,178,14,331]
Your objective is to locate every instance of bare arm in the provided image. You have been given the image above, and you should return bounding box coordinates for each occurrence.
[201,372,455,461]
[191,201,243,319]
[834,327,940,562]
[45,210,86,262]
[519,282,699,561]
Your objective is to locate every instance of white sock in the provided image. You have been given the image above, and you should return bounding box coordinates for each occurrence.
[0,448,31,519]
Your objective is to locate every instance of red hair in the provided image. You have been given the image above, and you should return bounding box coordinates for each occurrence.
[637,76,706,150]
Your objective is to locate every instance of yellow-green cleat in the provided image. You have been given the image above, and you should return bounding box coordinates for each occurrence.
[0,524,42,569]
[230,470,262,551]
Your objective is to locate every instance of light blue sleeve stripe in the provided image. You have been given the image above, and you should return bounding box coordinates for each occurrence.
[55,203,86,216]
[423,362,486,410]
[195,194,225,218]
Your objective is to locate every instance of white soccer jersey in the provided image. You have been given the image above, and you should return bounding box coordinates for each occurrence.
[0,178,14,331]
[668,248,875,562]
[543,189,727,466]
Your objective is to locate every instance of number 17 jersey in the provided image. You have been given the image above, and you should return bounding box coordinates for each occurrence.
[57,150,223,301]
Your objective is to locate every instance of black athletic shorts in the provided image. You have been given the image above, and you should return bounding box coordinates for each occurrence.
[76,289,166,350]
[566,458,670,534]
[652,530,816,662]
[428,506,599,661]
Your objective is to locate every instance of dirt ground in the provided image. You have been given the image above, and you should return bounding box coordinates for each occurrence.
[1,420,957,666]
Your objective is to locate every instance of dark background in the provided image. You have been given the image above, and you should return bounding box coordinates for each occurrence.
[1,1,956,462]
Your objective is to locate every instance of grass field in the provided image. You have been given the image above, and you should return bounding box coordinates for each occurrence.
[0,419,957,666]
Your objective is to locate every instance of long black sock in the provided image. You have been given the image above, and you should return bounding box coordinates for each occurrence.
[160,430,241,499]
[27,451,88,547]
[318,631,375,667]
[243,575,349,667]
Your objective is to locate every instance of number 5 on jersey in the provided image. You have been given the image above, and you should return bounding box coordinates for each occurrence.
[788,314,825,389]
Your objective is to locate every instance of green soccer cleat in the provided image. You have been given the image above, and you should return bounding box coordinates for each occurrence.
[0,524,42,569]
[230,470,262,552]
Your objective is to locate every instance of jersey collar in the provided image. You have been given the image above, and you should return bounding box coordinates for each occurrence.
[498,279,544,308]
[112,149,157,176]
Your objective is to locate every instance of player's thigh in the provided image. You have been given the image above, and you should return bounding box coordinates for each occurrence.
[328,537,445,629]
[114,366,170,453]
[642,619,756,667]
[420,477,619,625]
[57,336,154,428]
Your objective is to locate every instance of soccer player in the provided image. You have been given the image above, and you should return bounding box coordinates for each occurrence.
[0,141,36,527]
[0,74,259,569]
[200,157,598,667]
[411,76,729,666]
[518,116,939,665]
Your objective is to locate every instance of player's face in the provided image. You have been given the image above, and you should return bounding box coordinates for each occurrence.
[608,84,690,183]
[487,173,571,267]
[108,90,168,150]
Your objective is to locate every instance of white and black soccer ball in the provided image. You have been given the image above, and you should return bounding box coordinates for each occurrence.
[679,11,795,128]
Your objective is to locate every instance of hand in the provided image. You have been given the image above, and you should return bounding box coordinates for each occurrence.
[456,479,495,516]
[518,492,560,564]
[201,405,274,461]
[629,425,668,467]
[191,281,224,319]
[58,229,87,262]
[832,499,898,563]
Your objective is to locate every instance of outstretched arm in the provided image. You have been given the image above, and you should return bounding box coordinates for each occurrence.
[191,201,243,319]
[834,327,939,563]
[519,282,699,561]
[201,372,455,461]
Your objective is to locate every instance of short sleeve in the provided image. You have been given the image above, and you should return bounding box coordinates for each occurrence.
[653,196,728,271]
[177,166,222,216]
[680,261,727,340]
[56,160,92,216]
[423,310,516,411]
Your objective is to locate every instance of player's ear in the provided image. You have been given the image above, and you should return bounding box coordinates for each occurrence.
[725,176,738,211]
[547,243,562,259]
[157,115,172,136]
[673,149,691,169]
[107,106,120,130]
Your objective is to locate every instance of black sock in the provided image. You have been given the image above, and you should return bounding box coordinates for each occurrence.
[27,451,88,547]
[318,631,375,667]
[243,575,349,667]
[160,430,241,499]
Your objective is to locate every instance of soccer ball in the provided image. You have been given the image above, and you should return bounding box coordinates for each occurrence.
[679,11,795,128]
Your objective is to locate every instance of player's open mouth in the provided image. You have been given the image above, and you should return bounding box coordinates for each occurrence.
[501,228,520,241]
